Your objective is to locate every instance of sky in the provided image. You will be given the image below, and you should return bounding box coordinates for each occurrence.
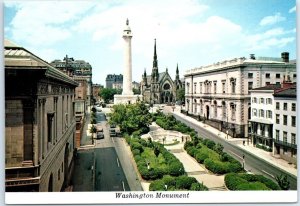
[4,0,297,85]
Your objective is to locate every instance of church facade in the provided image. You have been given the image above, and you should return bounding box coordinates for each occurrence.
[141,39,183,104]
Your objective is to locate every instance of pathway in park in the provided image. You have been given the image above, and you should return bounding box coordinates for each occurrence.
[140,122,227,191]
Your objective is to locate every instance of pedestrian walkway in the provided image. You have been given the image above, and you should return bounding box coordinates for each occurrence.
[80,106,95,147]
[173,110,297,177]
[140,122,226,191]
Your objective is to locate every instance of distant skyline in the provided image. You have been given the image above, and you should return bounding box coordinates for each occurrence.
[4,0,296,85]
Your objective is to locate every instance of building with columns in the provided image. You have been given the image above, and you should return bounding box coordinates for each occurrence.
[184,53,296,138]
[140,39,183,104]
[5,39,78,192]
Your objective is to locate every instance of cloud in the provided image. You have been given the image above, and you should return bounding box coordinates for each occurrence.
[6,1,96,46]
[244,27,295,51]
[259,12,286,26]
[289,6,296,13]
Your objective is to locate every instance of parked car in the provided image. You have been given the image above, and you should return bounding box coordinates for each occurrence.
[109,129,116,137]
[97,132,104,139]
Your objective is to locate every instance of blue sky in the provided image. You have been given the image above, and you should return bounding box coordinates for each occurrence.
[4,0,296,85]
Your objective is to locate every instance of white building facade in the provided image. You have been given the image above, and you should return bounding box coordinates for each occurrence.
[184,53,296,138]
[273,85,297,164]
[249,84,281,150]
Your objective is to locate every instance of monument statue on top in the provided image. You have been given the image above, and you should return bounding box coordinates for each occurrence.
[114,19,142,104]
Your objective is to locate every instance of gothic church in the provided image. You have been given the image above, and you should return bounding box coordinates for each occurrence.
[141,39,183,104]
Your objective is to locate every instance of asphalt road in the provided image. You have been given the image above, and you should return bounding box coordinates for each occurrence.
[172,112,297,190]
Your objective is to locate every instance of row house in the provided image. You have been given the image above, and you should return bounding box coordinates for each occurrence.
[273,84,297,164]
[184,52,296,138]
[5,39,78,191]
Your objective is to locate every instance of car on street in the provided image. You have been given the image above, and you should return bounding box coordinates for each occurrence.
[109,129,116,137]
[96,131,104,139]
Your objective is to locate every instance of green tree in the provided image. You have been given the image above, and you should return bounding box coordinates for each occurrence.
[176,88,185,102]
[154,146,160,157]
[214,143,224,157]
[109,101,152,135]
[275,174,290,190]
[99,88,122,103]
[133,88,140,95]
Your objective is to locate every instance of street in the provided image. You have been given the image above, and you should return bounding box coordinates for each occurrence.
[172,112,297,190]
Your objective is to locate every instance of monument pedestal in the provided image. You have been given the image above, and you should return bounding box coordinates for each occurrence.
[114,94,143,105]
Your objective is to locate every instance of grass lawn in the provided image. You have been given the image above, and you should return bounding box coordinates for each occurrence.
[141,147,169,171]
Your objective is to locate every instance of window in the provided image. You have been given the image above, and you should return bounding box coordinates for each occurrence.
[276,102,280,110]
[259,109,264,117]
[291,133,296,145]
[283,132,287,143]
[283,103,287,110]
[260,98,264,104]
[276,73,280,78]
[253,108,257,117]
[47,113,54,143]
[231,81,236,94]
[222,81,226,93]
[276,114,280,124]
[265,82,270,85]
[194,83,197,94]
[267,110,272,119]
[266,98,272,104]
[252,97,257,103]
[248,82,253,90]
[283,115,287,125]
[265,73,270,79]
[275,130,279,141]
[214,81,217,94]
[200,83,202,94]
[248,73,253,78]
[291,116,296,127]
[292,103,296,111]
[58,169,60,180]
[293,74,297,79]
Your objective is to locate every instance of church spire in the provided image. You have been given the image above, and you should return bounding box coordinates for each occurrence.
[153,38,158,68]
[176,63,179,80]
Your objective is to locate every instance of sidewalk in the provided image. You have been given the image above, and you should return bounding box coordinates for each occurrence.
[80,106,94,146]
[173,110,297,177]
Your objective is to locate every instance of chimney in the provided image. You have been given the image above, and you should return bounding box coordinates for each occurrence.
[250,54,255,60]
[281,52,289,63]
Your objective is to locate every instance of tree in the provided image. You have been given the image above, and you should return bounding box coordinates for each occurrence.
[99,88,122,103]
[275,174,290,190]
[176,88,185,102]
[89,124,97,144]
[214,143,224,157]
[154,146,160,157]
[133,88,140,95]
[109,102,152,135]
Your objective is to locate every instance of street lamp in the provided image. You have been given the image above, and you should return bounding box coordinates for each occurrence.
[248,121,251,146]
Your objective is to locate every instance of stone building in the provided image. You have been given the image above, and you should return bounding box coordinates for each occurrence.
[106,74,123,89]
[184,53,296,138]
[92,83,103,103]
[5,39,78,192]
[50,56,93,110]
[140,39,183,104]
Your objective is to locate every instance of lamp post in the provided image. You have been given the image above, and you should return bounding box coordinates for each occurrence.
[248,121,251,145]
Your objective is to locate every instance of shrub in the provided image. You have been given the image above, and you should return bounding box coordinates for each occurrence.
[184,141,193,150]
[190,182,209,191]
[175,176,197,189]
[168,162,185,176]
[132,149,140,156]
[203,139,216,150]
[130,142,144,153]
[204,159,227,174]
[236,182,271,190]
[149,179,166,191]
[225,173,280,191]
[186,147,198,157]
[195,151,209,163]
[162,175,176,187]
[134,155,142,163]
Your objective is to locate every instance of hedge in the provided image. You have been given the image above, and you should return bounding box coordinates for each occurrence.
[225,173,280,190]
[149,175,208,191]
[129,137,185,180]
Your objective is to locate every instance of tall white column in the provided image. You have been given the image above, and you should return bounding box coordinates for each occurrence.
[122,19,133,95]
